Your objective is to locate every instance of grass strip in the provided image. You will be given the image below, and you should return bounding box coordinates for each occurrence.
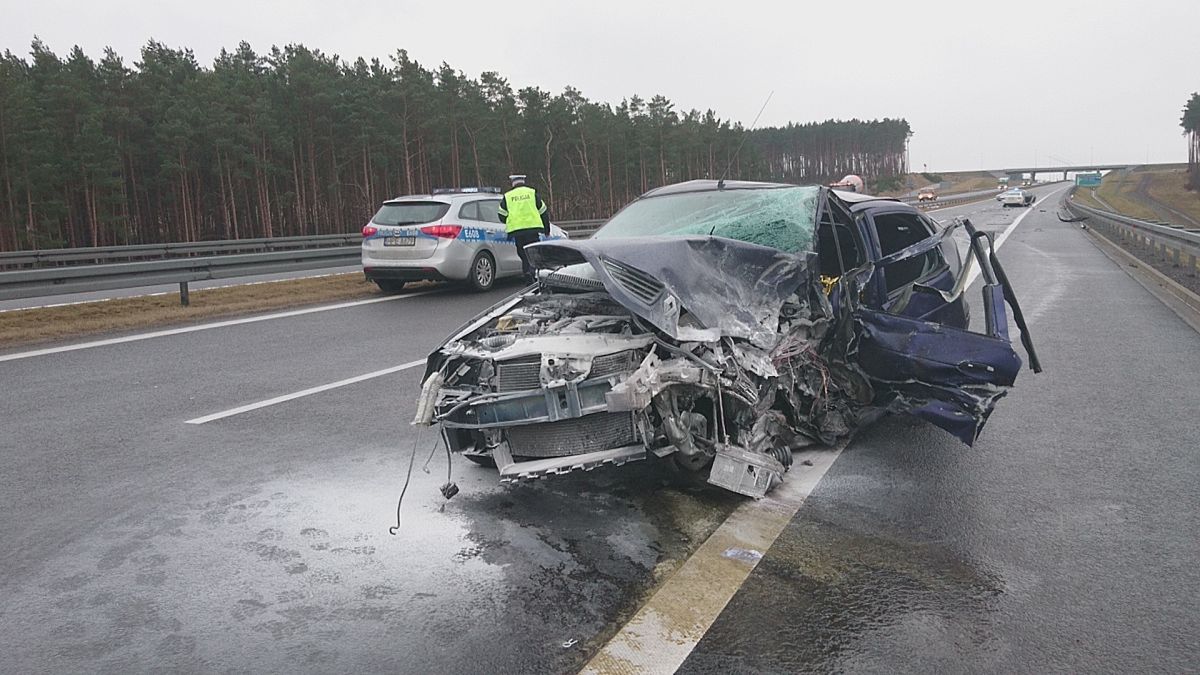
[0,273,422,349]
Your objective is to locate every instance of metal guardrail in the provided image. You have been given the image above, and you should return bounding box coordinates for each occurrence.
[0,233,360,270]
[0,246,360,304]
[1065,198,1200,273]
[0,193,1012,306]
[557,219,606,237]
[907,190,1003,211]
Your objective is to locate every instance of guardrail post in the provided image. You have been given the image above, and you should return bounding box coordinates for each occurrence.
[179,281,190,307]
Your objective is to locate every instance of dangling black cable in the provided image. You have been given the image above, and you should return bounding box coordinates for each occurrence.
[439,434,459,500]
[420,436,442,474]
[388,427,424,535]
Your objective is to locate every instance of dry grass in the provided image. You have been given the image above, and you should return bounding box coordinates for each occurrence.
[1140,168,1200,225]
[1071,187,1105,210]
[1095,171,1159,220]
[944,172,1004,194]
[0,273,427,349]
[876,171,1001,198]
[1090,167,1200,225]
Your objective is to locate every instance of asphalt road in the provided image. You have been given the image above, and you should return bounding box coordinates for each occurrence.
[0,276,749,673]
[680,186,1200,673]
[2,184,1195,673]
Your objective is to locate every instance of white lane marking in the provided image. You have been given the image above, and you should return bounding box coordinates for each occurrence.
[0,290,439,364]
[962,184,1070,289]
[185,359,425,424]
[582,444,845,675]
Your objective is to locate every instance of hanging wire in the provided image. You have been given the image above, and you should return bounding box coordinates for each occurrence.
[388,426,424,536]
[420,436,443,473]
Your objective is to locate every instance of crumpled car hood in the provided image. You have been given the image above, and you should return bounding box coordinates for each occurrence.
[526,235,814,347]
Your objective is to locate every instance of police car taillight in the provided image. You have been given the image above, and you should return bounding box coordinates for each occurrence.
[420,225,462,239]
[362,225,378,237]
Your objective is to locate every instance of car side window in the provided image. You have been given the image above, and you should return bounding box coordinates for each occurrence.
[459,201,479,221]
[873,212,946,294]
[478,200,503,224]
[817,201,866,278]
[926,214,962,276]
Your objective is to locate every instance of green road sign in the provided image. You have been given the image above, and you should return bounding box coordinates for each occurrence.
[1076,172,1102,187]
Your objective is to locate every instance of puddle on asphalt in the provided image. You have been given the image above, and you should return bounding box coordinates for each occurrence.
[1,446,743,673]
[684,495,1007,673]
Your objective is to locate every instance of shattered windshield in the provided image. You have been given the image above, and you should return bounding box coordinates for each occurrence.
[593,186,819,253]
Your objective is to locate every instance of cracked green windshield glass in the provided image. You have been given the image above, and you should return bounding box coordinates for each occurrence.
[594,186,818,253]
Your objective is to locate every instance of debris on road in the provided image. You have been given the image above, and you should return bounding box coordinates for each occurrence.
[722,547,765,563]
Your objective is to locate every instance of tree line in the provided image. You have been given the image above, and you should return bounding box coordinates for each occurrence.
[1183,92,1200,190]
[0,40,912,251]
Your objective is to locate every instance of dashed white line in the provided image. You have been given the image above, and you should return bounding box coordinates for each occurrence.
[581,444,846,675]
[185,359,426,424]
[962,184,1069,289]
[0,289,439,364]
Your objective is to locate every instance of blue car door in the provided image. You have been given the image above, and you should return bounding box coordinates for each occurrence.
[850,220,1041,445]
[860,208,968,329]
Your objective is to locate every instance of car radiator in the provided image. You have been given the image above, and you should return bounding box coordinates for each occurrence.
[495,350,641,392]
[506,412,638,457]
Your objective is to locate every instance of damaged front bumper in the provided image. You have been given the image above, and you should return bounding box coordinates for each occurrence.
[414,222,1039,498]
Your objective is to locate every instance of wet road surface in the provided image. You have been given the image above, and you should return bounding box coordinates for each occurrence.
[4,185,1196,673]
[0,280,738,673]
[679,187,1200,673]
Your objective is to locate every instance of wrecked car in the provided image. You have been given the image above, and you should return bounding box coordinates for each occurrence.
[413,180,1041,498]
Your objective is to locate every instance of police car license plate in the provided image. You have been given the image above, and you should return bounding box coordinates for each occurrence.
[384,236,416,246]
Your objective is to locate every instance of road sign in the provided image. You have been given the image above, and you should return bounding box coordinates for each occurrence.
[1076,172,1102,187]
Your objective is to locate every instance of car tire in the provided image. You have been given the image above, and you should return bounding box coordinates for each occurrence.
[655,451,714,489]
[464,452,497,468]
[467,251,496,292]
[375,279,406,293]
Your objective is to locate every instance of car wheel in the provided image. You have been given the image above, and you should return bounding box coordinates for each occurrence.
[468,251,496,292]
[375,279,406,293]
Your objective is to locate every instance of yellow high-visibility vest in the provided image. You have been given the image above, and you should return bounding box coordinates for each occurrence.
[501,186,546,233]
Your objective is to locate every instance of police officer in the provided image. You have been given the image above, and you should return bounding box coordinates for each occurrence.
[498,174,550,282]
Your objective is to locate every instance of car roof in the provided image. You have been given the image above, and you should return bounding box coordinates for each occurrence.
[832,189,901,205]
[382,192,502,204]
[638,179,798,198]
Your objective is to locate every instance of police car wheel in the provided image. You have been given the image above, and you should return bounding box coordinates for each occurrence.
[375,279,406,293]
[468,252,495,291]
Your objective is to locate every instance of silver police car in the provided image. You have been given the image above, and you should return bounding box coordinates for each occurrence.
[361,188,568,292]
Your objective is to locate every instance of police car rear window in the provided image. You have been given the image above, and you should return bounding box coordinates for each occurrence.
[372,202,450,226]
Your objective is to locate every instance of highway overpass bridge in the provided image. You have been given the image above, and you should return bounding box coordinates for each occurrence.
[998,162,1181,183]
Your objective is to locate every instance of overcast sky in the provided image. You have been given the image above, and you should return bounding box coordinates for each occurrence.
[3,0,1197,172]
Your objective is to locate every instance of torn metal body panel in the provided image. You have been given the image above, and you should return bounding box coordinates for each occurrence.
[525,236,813,347]
[416,180,1040,498]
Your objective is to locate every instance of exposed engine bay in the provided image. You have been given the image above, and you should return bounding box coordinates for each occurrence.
[413,220,1037,498]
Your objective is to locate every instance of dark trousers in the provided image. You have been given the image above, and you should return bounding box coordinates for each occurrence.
[511,229,541,279]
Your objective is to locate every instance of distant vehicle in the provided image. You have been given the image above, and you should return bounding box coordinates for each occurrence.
[829,174,865,193]
[917,187,937,202]
[361,188,569,292]
[999,188,1035,207]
